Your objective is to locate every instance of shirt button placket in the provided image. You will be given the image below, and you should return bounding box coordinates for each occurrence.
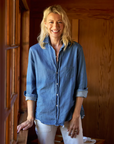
[56,65,59,123]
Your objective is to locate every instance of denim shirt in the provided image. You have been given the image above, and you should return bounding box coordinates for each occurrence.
[24,36,88,126]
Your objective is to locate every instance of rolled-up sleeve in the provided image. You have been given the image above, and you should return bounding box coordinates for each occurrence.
[76,45,88,98]
[24,48,37,101]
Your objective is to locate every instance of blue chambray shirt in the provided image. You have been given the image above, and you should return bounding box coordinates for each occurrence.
[24,36,88,126]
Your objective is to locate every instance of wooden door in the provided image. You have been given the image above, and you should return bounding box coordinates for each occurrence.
[0,0,30,143]
[5,0,20,143]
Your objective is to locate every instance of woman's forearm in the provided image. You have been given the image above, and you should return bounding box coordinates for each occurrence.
[27,100,35,120]
[72,97,84,119]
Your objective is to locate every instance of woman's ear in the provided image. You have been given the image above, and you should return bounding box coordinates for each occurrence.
[44,20,47,28]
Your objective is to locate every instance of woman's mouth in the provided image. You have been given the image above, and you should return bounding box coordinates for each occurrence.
[52,30,60,33]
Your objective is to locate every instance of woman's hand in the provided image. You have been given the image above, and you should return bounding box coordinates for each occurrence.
[68,97,84,138]
[68,116,80,138]
[17,118,34,133]
[17,100,35,133]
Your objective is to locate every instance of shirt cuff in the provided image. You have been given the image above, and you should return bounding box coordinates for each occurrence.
[25,96,36,101]
[76,90,88,98]
[24,91,37,101]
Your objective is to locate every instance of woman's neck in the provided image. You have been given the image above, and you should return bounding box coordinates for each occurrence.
[49,37,62,62]
[50,37,62,50]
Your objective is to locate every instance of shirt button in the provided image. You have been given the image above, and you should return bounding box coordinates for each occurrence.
[56,105,58,107]
[56,94,58,96]
[56,83,58,85]
[56,72,58,74]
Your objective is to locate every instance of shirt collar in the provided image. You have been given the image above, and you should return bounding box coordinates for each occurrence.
[43,36,71,50]
[43,35,50,44]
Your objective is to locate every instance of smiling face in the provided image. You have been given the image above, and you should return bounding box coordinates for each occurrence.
[44,13,64,40]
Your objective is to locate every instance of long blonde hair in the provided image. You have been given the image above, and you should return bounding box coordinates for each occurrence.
[37,5,73,50]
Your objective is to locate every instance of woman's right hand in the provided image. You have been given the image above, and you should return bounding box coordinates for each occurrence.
[17,118,34,133]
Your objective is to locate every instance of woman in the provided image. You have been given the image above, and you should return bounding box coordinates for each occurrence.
[17,5,88,144]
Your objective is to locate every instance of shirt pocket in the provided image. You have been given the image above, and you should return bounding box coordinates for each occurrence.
[60,66,75,79]
[65,66,75,79]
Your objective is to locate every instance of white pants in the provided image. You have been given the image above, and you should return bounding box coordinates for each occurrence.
[34,117,83,144]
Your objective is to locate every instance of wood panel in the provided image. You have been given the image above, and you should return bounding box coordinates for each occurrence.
[30,0,114,20]
[30,0,114,11]
[71,19,79,42]
[79,19,114,144]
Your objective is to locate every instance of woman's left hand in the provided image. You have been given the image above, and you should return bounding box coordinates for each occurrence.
[68,116,79,138]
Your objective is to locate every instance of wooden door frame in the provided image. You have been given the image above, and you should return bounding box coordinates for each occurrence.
[0,0,6,143]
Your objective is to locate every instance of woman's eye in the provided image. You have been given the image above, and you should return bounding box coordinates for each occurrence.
[49,22,53,23]
[58,21,62,24]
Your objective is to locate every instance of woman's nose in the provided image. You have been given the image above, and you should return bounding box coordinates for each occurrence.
[53,22,59,28]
